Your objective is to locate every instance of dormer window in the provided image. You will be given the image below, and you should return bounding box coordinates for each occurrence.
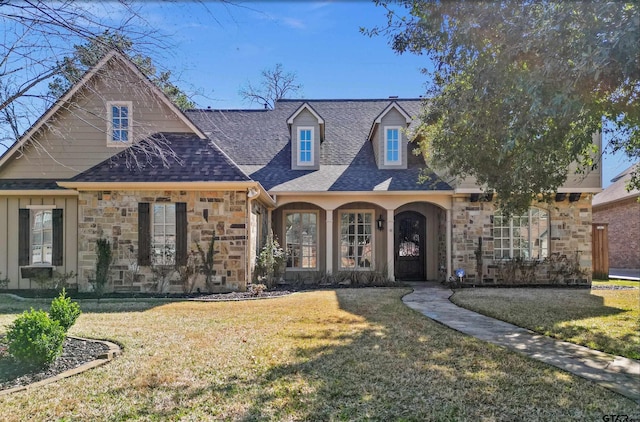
[107,101,132,145]
[384,126,401,165]
[297,127,314,166]
[288,103,324,170]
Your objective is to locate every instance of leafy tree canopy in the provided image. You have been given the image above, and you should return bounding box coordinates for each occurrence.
[48,31,195,111]
[367,1,639,215]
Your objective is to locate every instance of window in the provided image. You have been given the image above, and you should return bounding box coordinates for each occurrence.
[107,101,132,144]
[298,127,314,165]
[285,212,317,269]
[340,211,373,269]
[31,209,53,265]
[138,202,187,266]
[19,208,63,267]
[494,208,549,259]
[152,203,176,265]
[384,126,401,165]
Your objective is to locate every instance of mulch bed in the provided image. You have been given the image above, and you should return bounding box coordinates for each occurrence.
[0,336,109,391]
[193,290,293,301]
[591,285,638,290]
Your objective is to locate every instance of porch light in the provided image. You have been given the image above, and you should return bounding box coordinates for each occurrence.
[376,214,385,231]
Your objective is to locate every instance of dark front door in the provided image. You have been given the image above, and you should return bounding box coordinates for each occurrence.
[395,211,426,281]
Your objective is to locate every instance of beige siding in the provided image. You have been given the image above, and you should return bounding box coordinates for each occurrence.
[290,109,320,170]
[0,198,7,284]
[0,60,195,180]
[377,109,408,170]
[0,195,78,289]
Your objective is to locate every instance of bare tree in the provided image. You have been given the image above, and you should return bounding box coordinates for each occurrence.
[239,64,302,109]
[0,1,211,169]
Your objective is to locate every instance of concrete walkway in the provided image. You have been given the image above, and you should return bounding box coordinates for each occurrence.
[402,282,640,403]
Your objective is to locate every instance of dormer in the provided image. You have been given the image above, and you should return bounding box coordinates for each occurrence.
[287,102,324,170]
[368,102,412,169]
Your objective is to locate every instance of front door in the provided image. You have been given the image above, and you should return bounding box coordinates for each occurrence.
[394,211,426,281]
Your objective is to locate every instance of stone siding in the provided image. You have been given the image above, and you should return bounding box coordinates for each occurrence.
[593,197,640,269]
[77,189,248,293]
[450,195,593,285]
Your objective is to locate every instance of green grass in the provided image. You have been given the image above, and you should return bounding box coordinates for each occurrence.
[451,287,640,360]
[593,278,640,288]
[0,289,637,420]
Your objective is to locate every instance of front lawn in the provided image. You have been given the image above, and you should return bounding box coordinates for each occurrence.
[0,289,636,420]
[451,286,640,360]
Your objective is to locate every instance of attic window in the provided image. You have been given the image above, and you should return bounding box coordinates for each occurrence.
[297,127,314,166]
[107,101,132,145]
[384,126,401,165]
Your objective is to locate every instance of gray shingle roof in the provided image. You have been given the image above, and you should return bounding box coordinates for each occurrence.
[70,133,251,183]
[0,179,65,190]
[593,163,640,207]
[186,99,452,192]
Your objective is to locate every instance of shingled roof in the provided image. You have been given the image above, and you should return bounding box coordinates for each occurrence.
[0,179,66,190]
[69,133,251,183]
[186,99,452,192]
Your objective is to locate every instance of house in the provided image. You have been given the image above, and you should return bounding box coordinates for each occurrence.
[592,164,640,275]
[0,51,602,292]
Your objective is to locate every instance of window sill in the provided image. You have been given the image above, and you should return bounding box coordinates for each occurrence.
[20,265,55,279]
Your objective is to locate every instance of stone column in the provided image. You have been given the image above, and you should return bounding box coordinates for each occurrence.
[325,209,334,274]
[386,208,395,281]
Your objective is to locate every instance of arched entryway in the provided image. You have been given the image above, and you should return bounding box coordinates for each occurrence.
[394,211,426,280]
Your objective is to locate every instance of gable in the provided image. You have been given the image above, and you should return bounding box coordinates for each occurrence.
[0,52,202,181]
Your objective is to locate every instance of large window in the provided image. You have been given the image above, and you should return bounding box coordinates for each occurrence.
[285,212,317,269]
[19,207,63,267]
[494,208,549,259]
[340,211,373,269]
[152,203,176,265]
[108,101,132,144]
[31,209,53,265]
[298,127,314,165]
[384,126,401,165]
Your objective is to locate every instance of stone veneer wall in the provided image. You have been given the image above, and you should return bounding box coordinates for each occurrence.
[450,194,593,284]
[593,197,640,269]
[77,189,248,293]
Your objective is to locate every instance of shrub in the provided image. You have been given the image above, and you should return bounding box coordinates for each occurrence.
[6,309,65,367]
[91,238,113,295]
[49,288,81,332]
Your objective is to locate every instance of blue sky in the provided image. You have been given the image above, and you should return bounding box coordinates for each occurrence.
[3,1,635,186]
[143,1,430,108]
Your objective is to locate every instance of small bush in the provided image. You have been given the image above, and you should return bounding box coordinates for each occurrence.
[249,283,267,296]
[49,288,81,332]
[6,309,65,367]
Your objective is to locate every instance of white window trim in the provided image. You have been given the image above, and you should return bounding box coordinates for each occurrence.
[383,126,402,165]
[26,205,57,210]
[494,208,549,260]
[107,101,133,146]
[152,203,177,266]
[284,210,319,270]
[297,126,314,166]
[339,209,375,271]
[30,207,55,266]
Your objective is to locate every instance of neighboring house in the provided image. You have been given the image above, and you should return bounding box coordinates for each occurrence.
[592,164,640,270]
[0,51,602,292]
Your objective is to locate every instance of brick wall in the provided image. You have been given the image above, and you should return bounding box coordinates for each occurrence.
[450,194,593,284]
[593,197,640,269]
[77,189,248,293]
